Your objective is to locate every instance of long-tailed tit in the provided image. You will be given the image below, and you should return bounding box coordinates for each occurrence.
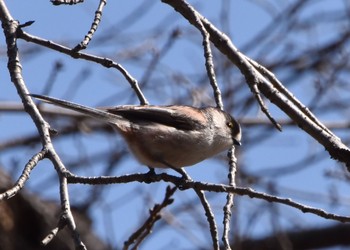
[30,94,241,170]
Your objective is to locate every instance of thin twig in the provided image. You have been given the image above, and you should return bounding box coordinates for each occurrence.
[222,146,237,249]
[245,56,333,136]
[42,152,87,249]
[73,0,107,51]
[59,175,87,250]
[194,189,220,250]
[251,81,282,131]
[0,149,47,200]
[168,0,223,109]
[41,216,66,246]
[194,10,223,110]
[123,186,176,250]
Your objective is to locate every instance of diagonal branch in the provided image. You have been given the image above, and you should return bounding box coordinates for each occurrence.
[123,186,176,250]
[194,189,220,250]
[161,0,350,168]
[181,2,223,109]
[73,0,107,51]
[0,149,47,200]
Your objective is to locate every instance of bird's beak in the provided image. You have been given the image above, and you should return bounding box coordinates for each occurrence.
[233,139,241,146]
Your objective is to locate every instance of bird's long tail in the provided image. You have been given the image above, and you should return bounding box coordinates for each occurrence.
[30,94,120,124]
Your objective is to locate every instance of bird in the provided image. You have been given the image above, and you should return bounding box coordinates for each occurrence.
[30,94,241,175]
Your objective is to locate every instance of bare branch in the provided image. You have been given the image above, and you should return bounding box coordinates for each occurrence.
[0,149,46,200]
[66,172,350,223]
[179,1,223,109]
[222,147,238,249]
[73,0,107,51]
[123,186,176,250]
[194,189,219,250]
[245,56,333,136]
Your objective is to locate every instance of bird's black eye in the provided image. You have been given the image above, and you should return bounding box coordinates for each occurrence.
[227,122,233,128]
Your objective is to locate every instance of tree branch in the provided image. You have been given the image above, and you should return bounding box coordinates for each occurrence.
[161,0,350,168]
[66,171,350,223]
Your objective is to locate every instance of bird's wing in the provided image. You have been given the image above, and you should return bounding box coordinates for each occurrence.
[104,105,206,131]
